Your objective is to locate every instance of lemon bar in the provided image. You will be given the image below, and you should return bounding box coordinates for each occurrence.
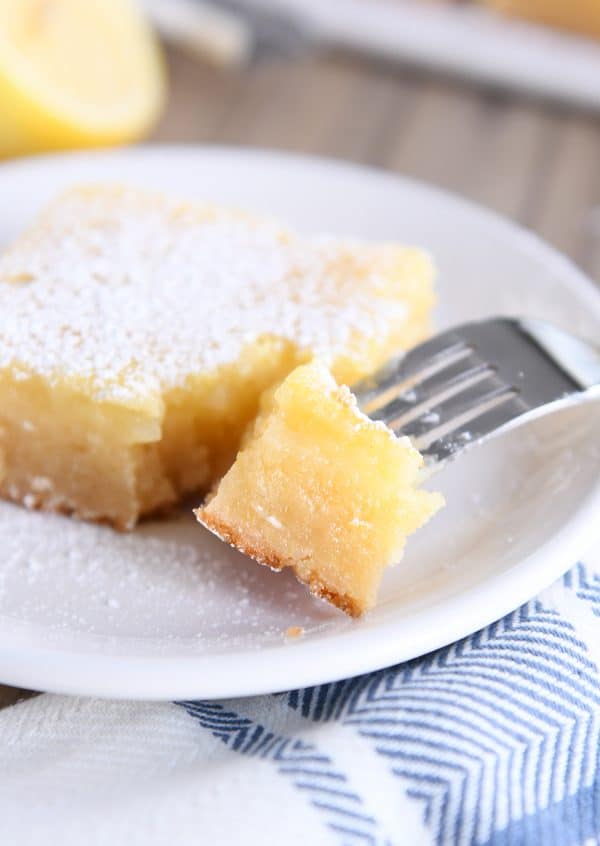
[0,185,435,529]
[196,361,443,616]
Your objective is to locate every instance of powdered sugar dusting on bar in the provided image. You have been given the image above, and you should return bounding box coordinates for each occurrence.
[0,186,410,404]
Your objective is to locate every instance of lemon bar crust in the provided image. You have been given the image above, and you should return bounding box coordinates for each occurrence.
[199,509,364,617]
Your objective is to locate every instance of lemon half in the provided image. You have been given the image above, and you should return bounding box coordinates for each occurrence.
[0,0,166,156]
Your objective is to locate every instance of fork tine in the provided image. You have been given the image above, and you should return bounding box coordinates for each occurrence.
[395,381,515,440]
[416,394,527,462]
[372,359,493,429]
[397,328,471,373]
[355,316,600,469]
[356,331,470,413]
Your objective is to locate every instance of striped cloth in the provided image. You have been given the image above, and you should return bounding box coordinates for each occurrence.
[1,554,599,845]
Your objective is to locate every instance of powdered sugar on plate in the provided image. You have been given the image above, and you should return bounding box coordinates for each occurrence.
[0,501,340,649]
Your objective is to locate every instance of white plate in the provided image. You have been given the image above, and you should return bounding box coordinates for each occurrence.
[0,146,599,701]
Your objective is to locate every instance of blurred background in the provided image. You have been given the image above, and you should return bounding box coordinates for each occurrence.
[1,0,599,285]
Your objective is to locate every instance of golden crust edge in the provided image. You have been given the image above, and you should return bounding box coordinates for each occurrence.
[195,507,366,618]
[0,481,178,532]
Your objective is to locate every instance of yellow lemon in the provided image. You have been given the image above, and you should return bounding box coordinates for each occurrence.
[0,0,166,157]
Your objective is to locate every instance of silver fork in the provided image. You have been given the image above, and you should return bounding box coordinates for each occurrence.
[353,318,600,466]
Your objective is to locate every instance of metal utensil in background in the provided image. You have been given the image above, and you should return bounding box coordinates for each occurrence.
[144,0,255,66]
[144,0,315,66]
[146,0,600,111]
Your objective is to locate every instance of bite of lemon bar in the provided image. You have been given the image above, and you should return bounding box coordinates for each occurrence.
[0,185,435,529]
[196,361,443,616]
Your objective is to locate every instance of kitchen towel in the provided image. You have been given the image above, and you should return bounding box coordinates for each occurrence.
[0,553,599,846]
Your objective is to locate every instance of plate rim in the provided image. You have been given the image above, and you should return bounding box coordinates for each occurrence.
[0,144,599,700]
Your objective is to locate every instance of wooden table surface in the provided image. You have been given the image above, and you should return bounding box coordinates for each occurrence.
[154,49,600,284]
[1,47,599,710]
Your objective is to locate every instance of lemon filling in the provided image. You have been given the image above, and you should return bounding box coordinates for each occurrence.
[0,185,437,531]
[197,361,444,616]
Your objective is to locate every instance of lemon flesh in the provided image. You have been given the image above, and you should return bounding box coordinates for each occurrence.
[0,0,166,156]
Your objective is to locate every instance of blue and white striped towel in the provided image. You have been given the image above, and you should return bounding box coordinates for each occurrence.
[1,552,599,846]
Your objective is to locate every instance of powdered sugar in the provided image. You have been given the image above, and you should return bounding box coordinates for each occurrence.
[0,185,409,404]
[0,501,338,643]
